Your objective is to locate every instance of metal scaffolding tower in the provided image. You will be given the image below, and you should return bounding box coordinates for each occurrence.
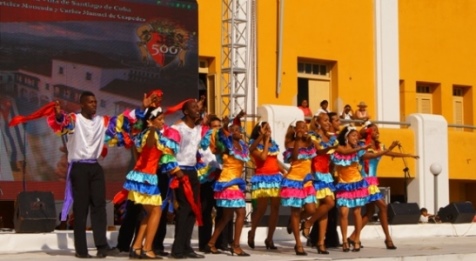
[220,0,250,117]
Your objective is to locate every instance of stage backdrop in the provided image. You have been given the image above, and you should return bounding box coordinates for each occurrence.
[0,0,198,200]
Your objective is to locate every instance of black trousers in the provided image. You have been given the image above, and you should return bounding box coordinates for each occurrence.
[116,200,142,252]
[171,168,200,255]
[153,173,170,251]
[70,162,109,255]
[116,173,170,252]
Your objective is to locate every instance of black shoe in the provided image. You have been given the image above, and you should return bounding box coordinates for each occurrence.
[75,253,92,258]
[97,247,120,258]
[187,252,205,258]
[217,245,231,251]
[170,253,187,259]
[141,250,163,259]
[154,249,169,256]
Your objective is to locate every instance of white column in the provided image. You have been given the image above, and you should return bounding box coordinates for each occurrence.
[374,0,400,124]
[407,114,449,214]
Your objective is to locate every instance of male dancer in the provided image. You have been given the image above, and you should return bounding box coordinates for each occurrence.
[170,99,204,259]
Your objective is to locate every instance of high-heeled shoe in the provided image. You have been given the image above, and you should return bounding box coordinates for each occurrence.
[203,243,220,254]
[348,237,364,249]
[294,245,307,256]
[316,244,329,254]
[230,245,250,257]
[342,241,350,252]
[300,221,311,239]
[141,250,163,259]
[351,241,361,252]
[385,240,397,250]
[247,231,255,249]
[264,239,277,250]
[129,248,142,259]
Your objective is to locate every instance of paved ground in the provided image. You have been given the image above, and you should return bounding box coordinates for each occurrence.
[1,236,476,261]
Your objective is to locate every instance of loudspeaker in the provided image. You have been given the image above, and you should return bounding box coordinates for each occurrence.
[14,191,57,233]
[438,202,475,224]
[387,202,420,225]
[257,206,291,227]
[0,200,15,229]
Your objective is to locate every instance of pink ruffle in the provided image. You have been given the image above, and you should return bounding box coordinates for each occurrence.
[46,113,68,133]
[280,186,315,198]
[214,189,245,200]
[365,176,379,186]
[163,127,181,144]
[336,187,369,199]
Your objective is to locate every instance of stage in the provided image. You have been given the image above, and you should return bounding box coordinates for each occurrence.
[0,223,476,253]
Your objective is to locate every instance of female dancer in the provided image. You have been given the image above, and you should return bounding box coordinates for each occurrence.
[247,121,285,250]
[201,117,250,256]
[347,123,419,250]
[301,113,337,254]
[123,106,181,259]
[280,120,317,256]
[332,126,398,252]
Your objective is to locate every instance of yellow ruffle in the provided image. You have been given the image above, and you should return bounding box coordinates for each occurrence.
[316,188,335,200]
[251,188,280,199]
[128,191,162,206]
[368,184,381,195]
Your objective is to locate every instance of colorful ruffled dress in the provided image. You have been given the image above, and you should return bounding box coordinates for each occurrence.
[331,150,369,208]
[309,132,337,200]
[361,148,384,203]
[200,129,249,208]
[123,128,180,206]
[280,145,317,208]
[249,139,282,199]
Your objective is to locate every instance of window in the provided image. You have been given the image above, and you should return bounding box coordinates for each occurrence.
[416,84,434,114]
[58,67,64,75]
[452,86,470,131]
[86,72,92,81]
[45,83,50,90]
[298,62,328,77]
[100,99,106,108]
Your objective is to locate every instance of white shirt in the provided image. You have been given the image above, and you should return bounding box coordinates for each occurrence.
[66,114,106,163]
[316,108,328,115]
[172,121,202,167]
[342,111,353,120]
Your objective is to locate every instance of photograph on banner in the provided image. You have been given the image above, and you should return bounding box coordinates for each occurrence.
[0,0,199,183]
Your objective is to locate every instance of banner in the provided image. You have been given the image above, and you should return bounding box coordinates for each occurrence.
[0,0,198,193]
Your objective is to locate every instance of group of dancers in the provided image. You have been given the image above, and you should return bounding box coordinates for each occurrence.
[12,89,418,258]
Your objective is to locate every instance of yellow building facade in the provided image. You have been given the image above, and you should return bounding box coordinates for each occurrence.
[196,0,476,204]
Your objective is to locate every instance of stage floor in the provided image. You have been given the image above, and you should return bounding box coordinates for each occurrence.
[1,223,476,260]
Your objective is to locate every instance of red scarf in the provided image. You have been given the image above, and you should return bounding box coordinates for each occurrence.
[170,175,203,226]
[9,101,56,127]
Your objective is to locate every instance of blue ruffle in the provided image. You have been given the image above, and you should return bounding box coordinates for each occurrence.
[309,132,338,149]
[250,173,282,190]
[125,170,158,184]
[281,195,316,208]
[249,139,280,155]
[331,149,366,166]
[282,145,316,163]
[159,134,180,155]
[217,129,250,162]
[367,192,384,203]
[336,197,368,208]
[159,158,179,173]
[199,129,213,150]
[314,181,336,191]
[123,180,160,196]
[335,179,368,192]
[214,178,246,192]
[281,174,314,189]
[216,199,246,208]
